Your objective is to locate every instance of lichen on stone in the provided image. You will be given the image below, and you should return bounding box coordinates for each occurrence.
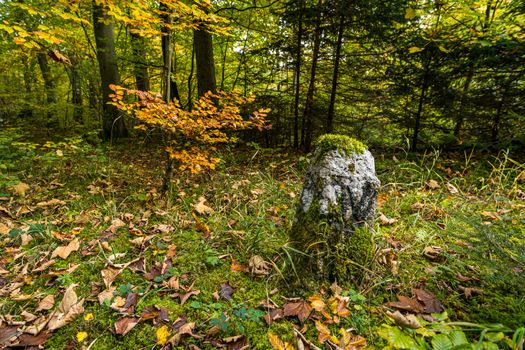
[315,134,367,157]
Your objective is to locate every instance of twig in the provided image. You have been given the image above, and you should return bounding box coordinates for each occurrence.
[293,329,322,350]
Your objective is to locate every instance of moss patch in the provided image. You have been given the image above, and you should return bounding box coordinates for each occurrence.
[315,134,367,157]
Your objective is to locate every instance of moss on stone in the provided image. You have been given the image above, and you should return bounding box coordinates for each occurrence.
[315,134,367,157]
[332,226,375,283]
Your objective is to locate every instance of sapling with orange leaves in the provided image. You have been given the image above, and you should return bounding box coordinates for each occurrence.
[109,85,270,190]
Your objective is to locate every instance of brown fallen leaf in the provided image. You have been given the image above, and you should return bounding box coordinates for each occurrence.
[167,321,198,345]
[423,246,445,261]
[16,331,50,347]
[249,255,272,276]
[47,284,84,331]
[101,267,122,289]
[113,316,140,335]
[36,199,66,207]
[283,300,312,323]
[51,238,80,260]
[36,295,55,312]
[459,286,483,298]
[388,295,423,313]
[379,213,398,225]
[481,211,501,221]
[194,196,213,215]
[264,308,284,325]
[180,289,201,305]
[427,180,440,190]
[413,288,443,313]
[446,183,459,194]
[230,260,249,273]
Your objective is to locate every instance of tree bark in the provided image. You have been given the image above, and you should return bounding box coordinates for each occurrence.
[293,0,303,148]
[92,0,128,139]
[70,61,83,123]
[37,52,57,114]
[302,0,323,152]
[130,32,150,91]
[326,14,344,134]
[194,28,217,97]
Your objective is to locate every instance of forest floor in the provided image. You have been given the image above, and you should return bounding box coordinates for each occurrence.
[1,125,524,350]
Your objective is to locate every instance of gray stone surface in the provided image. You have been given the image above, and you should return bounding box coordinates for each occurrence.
[290,146,380,279]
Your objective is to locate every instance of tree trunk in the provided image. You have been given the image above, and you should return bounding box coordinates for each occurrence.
[130,32,150,91]
[453,66,473,138]
[194,28,217,97]
[37,52,57,120]
[160,2,179,103]
[92,0,128,139]
[302,0,323,152]
[70,62,83,123]
[327,14,344,134]
[293,0,303,148]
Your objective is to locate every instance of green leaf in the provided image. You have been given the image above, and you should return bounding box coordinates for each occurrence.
[378,325,419,349]
[431,334,453,350]
[484,332,504,343]
[449,331,468,346]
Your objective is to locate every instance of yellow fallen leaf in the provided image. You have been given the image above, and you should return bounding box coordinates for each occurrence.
[11,182,30,197]
[51,238,80,259]
[156,325,170,345]
[84,313,94,321]
[76,331,88,342]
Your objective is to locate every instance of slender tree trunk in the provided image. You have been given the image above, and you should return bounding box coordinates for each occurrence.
[37,52,57,121]
[92,0,128,139]
[327,14,344,134]
[302,0,323,152]
[411,55,432,152]
[453,66,473,137]
[131,32,150,91]
[293,0,303,148]
[194,28,217,96]
[70,62,83,123]
[187,42,195,110]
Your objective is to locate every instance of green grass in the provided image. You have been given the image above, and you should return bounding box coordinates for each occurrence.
[0,126,524,349]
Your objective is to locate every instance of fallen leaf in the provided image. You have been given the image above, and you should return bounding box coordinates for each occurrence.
[427,180,440,189]
[308,295,325,312]
[36,199,66,207]
[220,282,235,301]
[47,284,85,331]
[101,267,122,289]
[249,255,271,276]
[423,246,444,261]
[446,183,459,194]
[11,182,30,197]
[481,211,501,221]
[113,316,140,335]
[36,295,55,312]
[194,196,213,215]
[51,238,80,260]
[264,308,284,325]
[315,320,331,343]
[180,289,200,305]
[379,213,397,225]
[230,260,249,273]
[97,287,115,305]
[413,288,443,313]
[388,295,423,313]
[386,310,421,329]
[283,300,312,323]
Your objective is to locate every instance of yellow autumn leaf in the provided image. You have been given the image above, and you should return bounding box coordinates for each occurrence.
[84,313,94,321]
[76,331,88,342]
[308,295,325,311]
[405,8,416,20]
[156,325,170,345]
[268,332,286,349]
[409,46,424,53]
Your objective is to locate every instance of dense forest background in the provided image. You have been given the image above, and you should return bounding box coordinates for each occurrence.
[1,0,523,152]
